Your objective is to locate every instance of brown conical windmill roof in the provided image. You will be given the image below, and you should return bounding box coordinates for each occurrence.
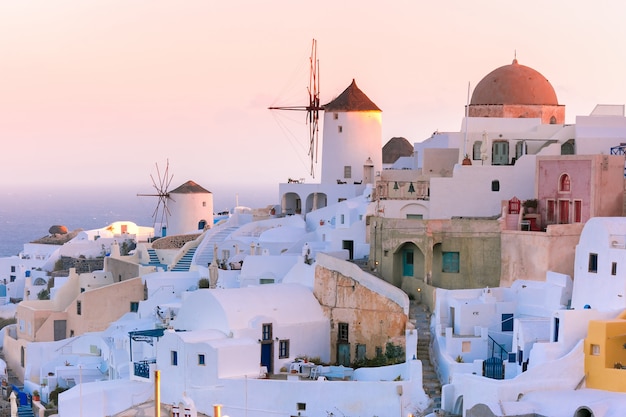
[169,180,211,194]
[324,79,381,112]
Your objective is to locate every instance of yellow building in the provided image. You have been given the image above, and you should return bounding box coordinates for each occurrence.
[585,310,626,392]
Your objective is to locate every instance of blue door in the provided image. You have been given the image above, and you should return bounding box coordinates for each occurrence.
[260,343,272,373]
[483,357,504,379]
[402,249,414,276]
[337,343,351,367]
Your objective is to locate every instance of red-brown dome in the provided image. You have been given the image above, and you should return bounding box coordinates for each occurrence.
[470,59,558,106]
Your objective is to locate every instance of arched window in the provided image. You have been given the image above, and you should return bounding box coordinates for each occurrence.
[473,141,482,160]
[559,173,571,192]
[550,116,557,124]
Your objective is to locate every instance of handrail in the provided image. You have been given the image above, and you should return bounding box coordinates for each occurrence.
[488,335,508,361]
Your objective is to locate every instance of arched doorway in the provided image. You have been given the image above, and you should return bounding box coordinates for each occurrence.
[305,192,328,213]
[393,242,424,288]
[453,395,464,416]
[281,192,301,215]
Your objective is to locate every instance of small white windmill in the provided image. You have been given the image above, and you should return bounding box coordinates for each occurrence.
[137,160,175,232]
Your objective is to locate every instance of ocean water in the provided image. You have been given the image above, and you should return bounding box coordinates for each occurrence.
[0,187,155,257]
[0,184,277,257]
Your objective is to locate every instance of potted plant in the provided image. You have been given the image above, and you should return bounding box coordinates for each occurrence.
[32,390,40,401]
[523,199,538,214]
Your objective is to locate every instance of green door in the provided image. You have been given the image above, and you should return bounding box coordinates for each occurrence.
[492,141,509,165]
[403,249,414,276]
[337,343,351,367]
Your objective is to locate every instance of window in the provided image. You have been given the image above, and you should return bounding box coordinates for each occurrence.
[279,340,289,358]
[356,344,366,361]
[375,346,383,357]
[591,344,600,356]
[515,141,525,159]
[612,262,617,276]
[559,173,571,192]
[546,199,556,223]
[338,126,343,133]
[198,354,205,366]
[171,351,178,366]
[202,201,206,207]
[262,323,272,341]
[344,166,352,178]
[338,323,349,342]
[502,313,514,332]
[130,302,139,313]
[491,180,500,192]
[333,113,338,120]
[10,266,15,273]
[77,301,82,315]
[340,214,345,224]
[442,252,460,273]
[588,253,598,273]
[462,341,471,353]
[574,200,582,223]
[10,276,15,283]
[406,214,423,220]
[473,141,482,160]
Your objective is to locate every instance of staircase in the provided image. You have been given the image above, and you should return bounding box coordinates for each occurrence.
[17,405,35,417]
[171,247,197,271]
[146,248,161,264]
[193,226,240,267]
[413,302,442,416]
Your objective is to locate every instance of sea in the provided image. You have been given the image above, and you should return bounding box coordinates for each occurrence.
[0,184,276,257]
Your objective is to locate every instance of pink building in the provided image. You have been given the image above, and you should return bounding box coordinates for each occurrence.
[536,155,624,229]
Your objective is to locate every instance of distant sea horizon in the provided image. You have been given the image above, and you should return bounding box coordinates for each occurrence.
[0,184,277,257]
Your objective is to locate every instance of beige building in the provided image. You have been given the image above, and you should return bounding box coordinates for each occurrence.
[313,253,412,365]
[4,270,144,382]
[368,217,502,307]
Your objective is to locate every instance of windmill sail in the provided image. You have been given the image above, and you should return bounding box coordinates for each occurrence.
[269,39,322,177]
[137,160,175,230]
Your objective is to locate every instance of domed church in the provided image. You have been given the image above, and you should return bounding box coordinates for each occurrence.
[468,59,565,124]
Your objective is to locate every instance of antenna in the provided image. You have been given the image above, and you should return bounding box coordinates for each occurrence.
[269,39,322,177]
[137,160,175,230]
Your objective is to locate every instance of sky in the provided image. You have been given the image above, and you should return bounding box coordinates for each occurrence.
[2,1,626,209]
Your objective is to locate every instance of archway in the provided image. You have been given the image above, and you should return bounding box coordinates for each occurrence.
[33,277,47,286]
[573,406,593,417]
[281,192,301,215]
[453,395,464,416]
[393,242,424,288]
[305,192,328,213]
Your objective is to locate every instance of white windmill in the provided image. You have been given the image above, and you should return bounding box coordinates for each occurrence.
[137,160,175,236]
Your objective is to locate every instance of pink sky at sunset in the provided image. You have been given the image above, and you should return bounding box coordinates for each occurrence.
[2,1,626,208]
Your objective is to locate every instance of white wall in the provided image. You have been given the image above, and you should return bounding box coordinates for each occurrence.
[429,155,536,219]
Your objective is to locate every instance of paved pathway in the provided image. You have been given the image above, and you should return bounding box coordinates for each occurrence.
[410,301,443,416]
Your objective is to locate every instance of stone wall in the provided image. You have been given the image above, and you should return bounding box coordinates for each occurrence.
[313,255,409,364]
[151,234,200,249]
